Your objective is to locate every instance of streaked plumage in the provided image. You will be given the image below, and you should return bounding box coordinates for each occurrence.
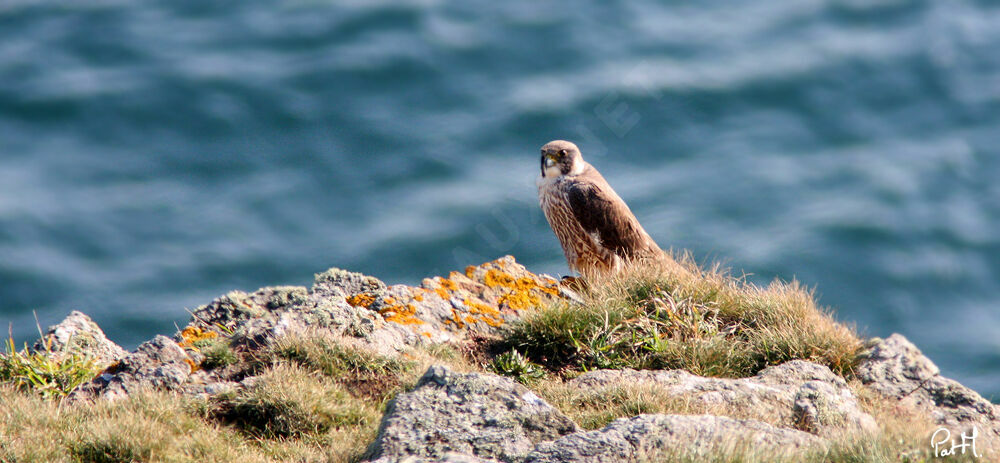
[536,140,662,275]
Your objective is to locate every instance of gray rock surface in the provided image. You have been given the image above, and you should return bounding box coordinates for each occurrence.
[183,256,563,357]
[858,333,1000,456]
[569,360,875,437]
[70,335,193,401]
[369,454,499,463]
[31,311,127,366]
[369,365,578,463]
[524,414,822,463]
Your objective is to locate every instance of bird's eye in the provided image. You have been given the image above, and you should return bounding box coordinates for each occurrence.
[559,149,567,156]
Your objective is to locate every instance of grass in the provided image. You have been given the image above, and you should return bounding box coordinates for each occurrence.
[0,254,951,462]
[504,253,863,378]
[0,336,100,400]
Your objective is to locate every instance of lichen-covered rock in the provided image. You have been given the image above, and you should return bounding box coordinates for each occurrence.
[568,360,875,437]
[368,453,499,463]
[369,365,578,463]
[70,335,194,401]
[523,414,822,463]
[31,311,126,366]
[180,256,564,360]
[858,334,1000,456]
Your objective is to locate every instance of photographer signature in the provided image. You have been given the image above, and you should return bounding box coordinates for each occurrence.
[932,426,982,458]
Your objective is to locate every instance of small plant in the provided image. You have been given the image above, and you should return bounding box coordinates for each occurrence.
[201,340,239,370]
[489,350,545,385]
[0,336,98,399]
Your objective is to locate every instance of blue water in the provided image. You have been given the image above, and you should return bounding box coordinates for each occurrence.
[1,1,998,399]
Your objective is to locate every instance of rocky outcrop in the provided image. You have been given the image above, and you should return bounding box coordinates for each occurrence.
[524,414,821,463]
[70,335,194,401]
[31,311,126,366]
[24,257,1000,462]
[568,360,876,437]
[369,366,578,463]
[67,256,565,400]
[184,256,564,355]
[858,334,1000,457]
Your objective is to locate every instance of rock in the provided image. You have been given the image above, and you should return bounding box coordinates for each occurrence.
[524,414,822,463]
[858,333,1000,456]
[568,360,875,437]
[31,311,126,366]
[369,365,578,463]
[180,256,564,359]
[70,335,194,401]
[369,454,499,463]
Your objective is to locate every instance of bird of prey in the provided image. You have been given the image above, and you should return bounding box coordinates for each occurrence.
[537,140,663,276]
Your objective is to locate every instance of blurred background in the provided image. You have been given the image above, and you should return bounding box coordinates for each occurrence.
[1,1,998,399]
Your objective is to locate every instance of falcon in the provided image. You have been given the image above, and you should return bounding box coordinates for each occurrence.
[537,140,663,275]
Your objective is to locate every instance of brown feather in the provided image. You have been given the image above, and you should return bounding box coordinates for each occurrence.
[538,141,661,275]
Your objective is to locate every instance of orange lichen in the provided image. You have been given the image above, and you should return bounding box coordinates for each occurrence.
[431,276,458,300]
[183,357,200,373]
[465,298,505,327]
[347,293,377,308]
[178,326,218,348]
[445,309,466,330]
[479,315,504,327]
[421,331,432,338]
[484,269,517,289]
[380,303,424,325]
[465,266,476,278]
[413,293,424,302]
[498,290,541,311]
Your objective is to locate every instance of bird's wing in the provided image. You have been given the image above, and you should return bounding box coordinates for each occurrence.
[566,181,646,256]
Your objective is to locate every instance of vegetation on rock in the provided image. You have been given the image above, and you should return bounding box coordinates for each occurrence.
[0,255,992,462]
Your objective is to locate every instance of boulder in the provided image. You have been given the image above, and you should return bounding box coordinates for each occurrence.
[524,414,822,463]
[858,334,1000,457]
[568,360,875,437]
[368,365,578,463]
[31,311,126,366]
[70,335,194,401]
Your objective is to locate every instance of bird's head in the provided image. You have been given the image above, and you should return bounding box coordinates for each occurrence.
[540,140,584,178]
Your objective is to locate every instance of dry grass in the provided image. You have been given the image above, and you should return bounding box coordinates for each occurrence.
[0,255,951,462]
[505,253,863,378]
[0,332,472,463]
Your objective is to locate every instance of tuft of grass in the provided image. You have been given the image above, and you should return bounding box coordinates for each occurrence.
[69,436,152,463]
[213,364,380,440]
[0,336,99,400]
[256,333,415,403]
[488,350,545,385]
[505,253,863,378]
[201,339,239,371]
